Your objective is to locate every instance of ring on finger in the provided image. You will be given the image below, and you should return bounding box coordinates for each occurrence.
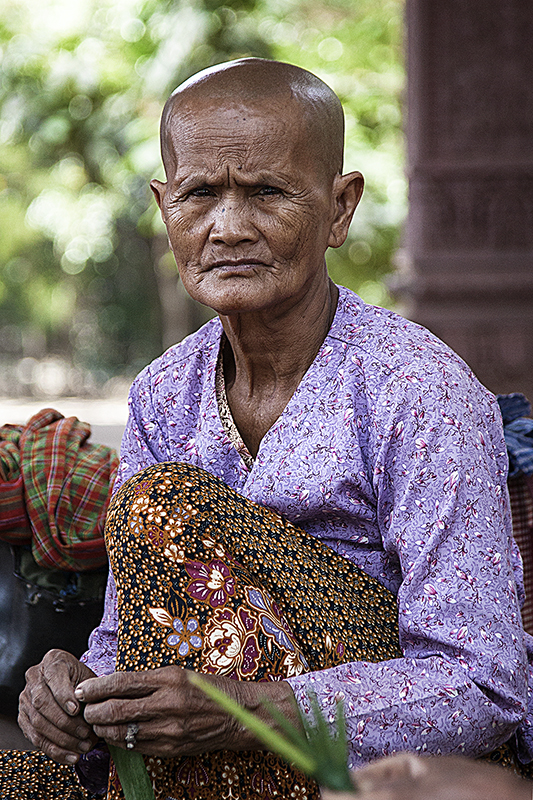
[125,722,139,749]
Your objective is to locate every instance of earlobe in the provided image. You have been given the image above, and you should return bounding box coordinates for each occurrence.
[327,171,364,249]
[150,179,167,214]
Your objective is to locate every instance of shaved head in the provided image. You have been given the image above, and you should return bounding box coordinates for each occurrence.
[160,58,345,181]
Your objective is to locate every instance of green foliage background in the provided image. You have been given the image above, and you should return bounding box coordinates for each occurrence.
[0,0,404,392]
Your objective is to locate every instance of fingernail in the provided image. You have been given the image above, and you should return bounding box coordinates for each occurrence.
[66,701,77,714]
[79,740,92,753]
[74,688,84,701]
[66,754,78,764]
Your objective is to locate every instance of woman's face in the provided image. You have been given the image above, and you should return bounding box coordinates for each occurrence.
[151,98,361,318]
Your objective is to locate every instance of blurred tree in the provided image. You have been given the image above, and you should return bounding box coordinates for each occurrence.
[258,0,405,307]
[0,0,404,394]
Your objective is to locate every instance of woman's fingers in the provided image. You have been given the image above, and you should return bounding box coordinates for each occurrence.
[25,666,88,736]
[76,669,157,704]
[78,666,236,754]
[89,717,224,757]
[77,666,299,757]
[17,649,98,763]
[40,649,92,715]
[18,705,93,765]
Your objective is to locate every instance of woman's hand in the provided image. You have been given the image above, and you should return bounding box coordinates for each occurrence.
[18,648,99,765]
[75,665,300,757]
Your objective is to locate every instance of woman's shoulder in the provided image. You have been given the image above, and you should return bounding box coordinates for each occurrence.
[333,285,475,378]
[333,285,446,352]
[331,285,496,408]
[132,317,222,390]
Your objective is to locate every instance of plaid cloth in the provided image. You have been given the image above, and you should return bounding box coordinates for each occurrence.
[0,408,118,572]
[0,424,32,536]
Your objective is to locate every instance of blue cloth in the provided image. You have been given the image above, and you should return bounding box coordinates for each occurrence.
[497,394,533,478]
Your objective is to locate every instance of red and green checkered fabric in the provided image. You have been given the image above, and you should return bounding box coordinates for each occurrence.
[0,408,118,572]
[0,423,32,537]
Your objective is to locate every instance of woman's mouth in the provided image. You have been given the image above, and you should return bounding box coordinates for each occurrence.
[208,260,268,274]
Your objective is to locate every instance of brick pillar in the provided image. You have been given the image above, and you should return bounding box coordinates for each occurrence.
[402,0,533,401]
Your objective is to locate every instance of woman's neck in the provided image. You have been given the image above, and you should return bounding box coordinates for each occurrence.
[218,280,338,456]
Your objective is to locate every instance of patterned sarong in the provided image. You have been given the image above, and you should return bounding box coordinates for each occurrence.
[0,461,401,799]
[104,461,402,799]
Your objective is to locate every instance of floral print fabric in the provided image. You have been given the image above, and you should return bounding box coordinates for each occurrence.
[103,460,402,799]
[83,286,533,767]
[0,751,92,799]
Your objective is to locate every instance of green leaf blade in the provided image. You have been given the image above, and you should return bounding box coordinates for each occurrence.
[189,674,356,792]
[188,672,317,776]
[108,744,156,800]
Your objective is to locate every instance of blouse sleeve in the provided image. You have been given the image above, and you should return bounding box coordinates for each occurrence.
[287,364,528,767]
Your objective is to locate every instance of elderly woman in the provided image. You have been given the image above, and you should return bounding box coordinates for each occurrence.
[7,58,533,799]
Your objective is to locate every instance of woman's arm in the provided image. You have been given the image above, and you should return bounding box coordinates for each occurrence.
[288,376,528,767]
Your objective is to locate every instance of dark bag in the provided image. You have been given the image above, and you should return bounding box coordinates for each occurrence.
[0,540,107,717]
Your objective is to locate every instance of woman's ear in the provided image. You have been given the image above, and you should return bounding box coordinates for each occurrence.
[150,179,167,216]
[150,179,174,254]
[327,171,364,249]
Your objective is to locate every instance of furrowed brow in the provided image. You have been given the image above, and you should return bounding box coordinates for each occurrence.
[231,171,292,189]
[172,171,223,192]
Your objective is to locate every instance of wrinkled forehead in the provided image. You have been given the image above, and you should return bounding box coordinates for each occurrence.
[162,93,312,168]
[161,98,343,190]
[159,60,344,178]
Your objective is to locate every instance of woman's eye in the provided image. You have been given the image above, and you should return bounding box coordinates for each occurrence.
[187,187,214,198]
[257,186,282,197]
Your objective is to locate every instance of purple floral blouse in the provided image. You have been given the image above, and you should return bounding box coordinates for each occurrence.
[82,286,533,767]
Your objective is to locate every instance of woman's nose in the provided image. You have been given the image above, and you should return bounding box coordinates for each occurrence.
[208,200,259,246]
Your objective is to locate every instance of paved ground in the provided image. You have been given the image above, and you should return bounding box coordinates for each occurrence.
[0,715,33,749]
[0,396,128,451]
[0,396,128,746]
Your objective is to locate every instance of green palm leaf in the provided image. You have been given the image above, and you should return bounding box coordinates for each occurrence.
[189,673,355,792]
[107,744,155,800]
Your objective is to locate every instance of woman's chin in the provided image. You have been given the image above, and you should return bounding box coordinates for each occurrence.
[185,279,285,317]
